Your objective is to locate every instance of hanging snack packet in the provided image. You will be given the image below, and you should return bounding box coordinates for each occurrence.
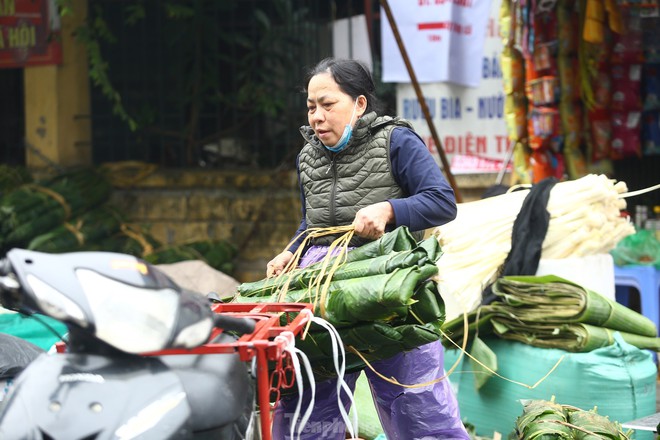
[558,56,580,102]
[512,141,532,185]
[530,148,555,183]
[530,76,560,106]
[502,47,526,95]
[611,64,642,111]
[552,150,566,180]
[560,100,583,141]
[593,69,612,109]
[563,144,588,179]
[611,111,642,159]
[642,110,660,156]
[557,0,578,55]
[643,64,660,111]
[533,42,558,76]
[505,93,528,141]
[587,108,612,162]
[643,17,660,63]
[500,0,514,46]
[611,13,643,65]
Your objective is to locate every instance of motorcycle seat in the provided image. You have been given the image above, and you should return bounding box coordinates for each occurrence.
[159,352,253,432]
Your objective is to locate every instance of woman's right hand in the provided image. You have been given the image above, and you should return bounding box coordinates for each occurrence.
[266,250,294,277]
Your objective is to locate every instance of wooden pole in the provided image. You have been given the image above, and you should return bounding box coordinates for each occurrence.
[379,0,463,202]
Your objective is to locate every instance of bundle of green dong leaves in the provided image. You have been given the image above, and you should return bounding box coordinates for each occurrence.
[234,226,446,379]
[443,275,660,353]
[515,399,631,439]
[0,169,112,252]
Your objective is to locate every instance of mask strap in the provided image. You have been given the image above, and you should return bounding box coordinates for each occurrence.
[348,99,359,126]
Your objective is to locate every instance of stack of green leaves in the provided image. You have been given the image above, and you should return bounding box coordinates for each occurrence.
[515,399,631,439]
[27,205,125,253]
[0,165,32,196]
[234,227,446,379]
[443,275,660,353]
[0,169,112,252]
[95,226,162,258]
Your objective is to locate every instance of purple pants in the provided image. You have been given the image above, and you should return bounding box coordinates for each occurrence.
[271,246,469,440]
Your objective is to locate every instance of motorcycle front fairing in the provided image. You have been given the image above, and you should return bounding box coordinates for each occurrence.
[0,347,255,439]
[3,249,215,354]
[0,352,194,439]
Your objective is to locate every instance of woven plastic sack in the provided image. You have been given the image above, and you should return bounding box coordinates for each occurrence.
[443,334,656,439]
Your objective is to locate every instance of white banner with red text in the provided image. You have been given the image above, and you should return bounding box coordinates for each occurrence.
[382,0,493,87]
[396,0,511,174]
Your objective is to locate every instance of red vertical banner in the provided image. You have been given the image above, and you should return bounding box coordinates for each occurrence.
[0,0,62,68]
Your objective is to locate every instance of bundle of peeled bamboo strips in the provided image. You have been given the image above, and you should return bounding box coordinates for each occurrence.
[433,174,636,321]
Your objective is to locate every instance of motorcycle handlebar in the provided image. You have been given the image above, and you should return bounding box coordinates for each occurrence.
[214,314,256,336]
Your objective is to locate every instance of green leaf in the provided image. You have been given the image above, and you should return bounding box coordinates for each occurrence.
[253,9,271,32]
[164,3,195,19]
[469,336,497,390]
[124,3,146,26]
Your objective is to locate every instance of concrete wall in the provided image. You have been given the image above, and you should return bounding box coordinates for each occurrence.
[110,168,302,283]
[110,168,503,284]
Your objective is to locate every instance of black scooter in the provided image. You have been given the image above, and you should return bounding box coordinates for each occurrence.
[0,248,262,439]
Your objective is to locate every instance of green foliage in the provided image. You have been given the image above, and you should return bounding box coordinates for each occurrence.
[124,3,146,25]
[71,4,137,131]
[55,0,311,144]
[163,3,195,19]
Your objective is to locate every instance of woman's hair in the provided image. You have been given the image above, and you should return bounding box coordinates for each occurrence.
[304,57,384,114]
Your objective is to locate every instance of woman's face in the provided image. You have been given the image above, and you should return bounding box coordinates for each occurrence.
[307,72,365,146]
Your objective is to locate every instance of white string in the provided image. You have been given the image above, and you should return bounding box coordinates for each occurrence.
[310,316,358,439]
[275,331,313,440]
[619,182,660,198]
[292,346,315,440]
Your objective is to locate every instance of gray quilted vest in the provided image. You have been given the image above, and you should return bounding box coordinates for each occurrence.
[298,112,424,247]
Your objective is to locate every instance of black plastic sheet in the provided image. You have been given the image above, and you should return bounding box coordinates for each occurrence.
[0,333,44,379]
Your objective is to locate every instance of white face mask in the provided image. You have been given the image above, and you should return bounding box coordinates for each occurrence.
[324,99,359,153]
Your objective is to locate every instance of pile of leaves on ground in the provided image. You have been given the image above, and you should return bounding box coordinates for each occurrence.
[0,167,237,275]
[515,398,631,439]
[233,226,446,379]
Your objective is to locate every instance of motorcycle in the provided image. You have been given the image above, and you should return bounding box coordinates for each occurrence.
[0,248,313,440]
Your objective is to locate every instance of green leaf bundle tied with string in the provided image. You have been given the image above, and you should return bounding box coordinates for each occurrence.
[234,226,447,378]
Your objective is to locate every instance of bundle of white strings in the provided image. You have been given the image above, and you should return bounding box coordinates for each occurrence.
[276,310,358,440]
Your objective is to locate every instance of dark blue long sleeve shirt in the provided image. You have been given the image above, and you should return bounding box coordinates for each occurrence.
[288,127,457,252]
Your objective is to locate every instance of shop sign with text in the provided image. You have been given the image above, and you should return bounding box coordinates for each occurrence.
[0,0,62,68]
[396,0,510,174]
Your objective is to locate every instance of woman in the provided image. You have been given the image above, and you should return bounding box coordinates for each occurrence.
[268,58,469,440]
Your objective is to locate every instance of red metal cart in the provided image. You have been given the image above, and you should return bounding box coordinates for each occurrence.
[55,302,314,440]
[211,302,313,439]
[153,302,314,440]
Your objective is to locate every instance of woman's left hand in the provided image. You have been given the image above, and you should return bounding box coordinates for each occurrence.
[352,201,394,240]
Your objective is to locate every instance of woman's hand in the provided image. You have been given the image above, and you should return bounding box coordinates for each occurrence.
[266,250,294,277]
[352,201,394,240]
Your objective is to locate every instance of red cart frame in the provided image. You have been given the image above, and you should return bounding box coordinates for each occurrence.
[55,302,313,440]
[152,302,314,440]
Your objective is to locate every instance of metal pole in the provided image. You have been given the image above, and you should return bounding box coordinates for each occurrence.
[379,0,463,202]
